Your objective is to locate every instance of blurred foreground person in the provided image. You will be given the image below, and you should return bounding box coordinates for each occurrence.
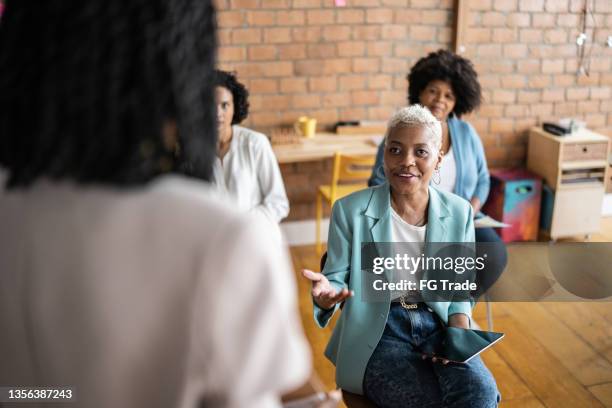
[0,2,311,407]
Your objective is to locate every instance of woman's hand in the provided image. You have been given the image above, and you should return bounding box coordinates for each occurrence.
[448,313,470,329]
[302,269,353,310]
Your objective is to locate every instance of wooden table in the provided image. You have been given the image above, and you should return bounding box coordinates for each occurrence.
[272,132,381,164]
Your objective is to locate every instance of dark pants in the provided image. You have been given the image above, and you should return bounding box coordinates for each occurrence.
[363,304,500,408]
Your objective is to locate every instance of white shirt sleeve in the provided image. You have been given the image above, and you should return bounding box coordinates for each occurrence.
[251,133,290,223]
[183,215,310,408]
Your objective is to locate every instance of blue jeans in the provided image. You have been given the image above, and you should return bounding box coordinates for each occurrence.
[363,303,500,408]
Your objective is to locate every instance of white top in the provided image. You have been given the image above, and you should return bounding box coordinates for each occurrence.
[0,175,310,408]
[212,125,289,224]
[390,207,426,301]
[438,145,457,193]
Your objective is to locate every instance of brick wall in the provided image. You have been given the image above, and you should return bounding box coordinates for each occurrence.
[216,0,612,220]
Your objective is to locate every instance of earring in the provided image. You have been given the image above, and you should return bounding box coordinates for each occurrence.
[432,168,441,185]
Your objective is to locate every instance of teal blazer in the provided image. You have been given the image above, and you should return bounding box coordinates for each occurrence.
[314,182,475,394]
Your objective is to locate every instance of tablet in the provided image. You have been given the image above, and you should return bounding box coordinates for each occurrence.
[421,327,505,364]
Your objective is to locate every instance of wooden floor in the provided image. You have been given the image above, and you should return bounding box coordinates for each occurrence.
[290,217,612,407]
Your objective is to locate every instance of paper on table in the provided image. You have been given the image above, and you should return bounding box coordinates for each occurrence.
[474,215,510,229]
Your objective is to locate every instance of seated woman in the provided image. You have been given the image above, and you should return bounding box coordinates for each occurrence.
[212,70,289,224]
[369,49,506,295]
[304,105,500,408]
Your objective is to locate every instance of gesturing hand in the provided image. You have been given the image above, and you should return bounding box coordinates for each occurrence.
[302,269,353,310]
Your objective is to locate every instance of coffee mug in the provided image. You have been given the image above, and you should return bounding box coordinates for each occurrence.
[294,116,317,138]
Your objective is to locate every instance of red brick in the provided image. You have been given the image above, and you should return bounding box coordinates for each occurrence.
[219,46,247,62]
[528,75,551,88]
[307,44,336,58]
[466,28,492,43]
[214,0,229,10]
[263,28,292,43]
[249,95,291,111]
[351,0,381,6]
[501,75,526,89]
[337,10,365,24]
[291,94,321,109]
[478,44,502,57]
[503,44,527,58]
[520,29,543,43]
[519,0,544,11]
[544,29,567,44]
[411,0,441,7]
[338,41,367,57]
[394,44,423,58]
[542,59,564,74]
[491,119,514,132]
[339,75,367,90]
[295,61,323,76]
[249,79,278,94]
[577,101,600,114]
[366,9,393,23]
[394,10,423,24]
[230,0,259,8]
[323,59,352,75]
[554,75,574,87]
[482,12,506,26]
[507,12,531,27]
[380,91,405,105]
[367,42,392,56]
[368,74,394,90]
[517,90,541,103]
[556,13,580,27]
[368,106,396,121]
[529,103,553,116]
[245,11,275,26]
[528,45,554,58]
[251,112,279,127]
[261,0,290,7]
[276,11,306,26]
[505,105,528,118]
[577,73,600,86]
[322,26,351,41]
[353,58,380,73]
[232,28,262,44]
[542,89,564,102]
[602,73,612,85]
[410,26,436,41]
[218,11,245,28]
[552,44,576,58]
[280,78,307,93]
[339,107,368,121]
[437,28,453,43]
[479,74,500,88]
[471,0,492,11]
[532,13,555,27]
[322,92,352,108]
[492,28,517,43]
[492,90,516,103]
[292,27,322,42]
[353,26,381,40]
[382,25,408,40]
[351,90,380,105]
[554,102,577,116]
[247,45,276,61]
[590,58,611,72]
[278,44,306,60]
[545,0,567,12]
[585,114,607,128]
[422,10,451,25]
[517,59,540,73]
[591,87,611,100]
[264,62,293,77]
[292,0,321,8]
[306,10,335,25]
[494,0,517,11]
[383,0,408,6]
[310,77,338,92]
[381,58,408,73]
[218,30,232,47]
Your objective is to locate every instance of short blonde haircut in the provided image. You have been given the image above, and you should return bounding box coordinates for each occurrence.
[384,105,442,149]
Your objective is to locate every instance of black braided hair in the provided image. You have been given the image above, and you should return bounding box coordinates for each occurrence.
[0,0,217,188]
[407,49,482,118]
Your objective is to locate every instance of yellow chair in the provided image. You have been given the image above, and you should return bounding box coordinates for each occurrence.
[316,152,376,255]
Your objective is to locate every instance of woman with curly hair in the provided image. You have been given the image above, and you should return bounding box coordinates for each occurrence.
[212,70,290,226]
[369,49,506,296]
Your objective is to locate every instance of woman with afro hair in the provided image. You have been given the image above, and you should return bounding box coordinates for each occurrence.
[212,70,290,227]
[369,49,507,297]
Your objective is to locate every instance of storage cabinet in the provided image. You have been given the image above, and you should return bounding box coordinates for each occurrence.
[527,127,610,240]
